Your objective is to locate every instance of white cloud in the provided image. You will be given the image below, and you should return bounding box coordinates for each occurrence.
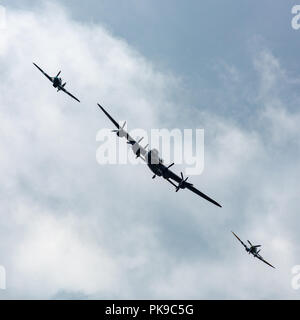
[11,203,121,298]
[0,2,300,299]
[0,1,175,299]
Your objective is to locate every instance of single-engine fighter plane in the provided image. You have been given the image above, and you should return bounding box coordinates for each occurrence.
[231,231,275,269]
[33,63,80,103]
[97,103,222,208]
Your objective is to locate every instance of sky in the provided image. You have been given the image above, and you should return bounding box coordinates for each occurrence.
[0,0,300,299]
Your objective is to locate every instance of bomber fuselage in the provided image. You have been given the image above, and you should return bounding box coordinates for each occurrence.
[146,149,170,179]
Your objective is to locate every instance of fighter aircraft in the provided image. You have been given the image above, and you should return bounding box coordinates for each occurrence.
[33,63,80,102]
[231,231,275,268]
[97,103,222,208]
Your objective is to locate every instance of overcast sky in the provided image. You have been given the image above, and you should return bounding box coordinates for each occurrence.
[0,0,300,299]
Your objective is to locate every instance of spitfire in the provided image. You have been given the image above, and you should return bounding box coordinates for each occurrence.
[33,63,80,103]
[232,231,275,269]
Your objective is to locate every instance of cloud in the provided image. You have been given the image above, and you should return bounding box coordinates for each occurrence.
[0,2,300,299]
[0,1,176,299]
[11,203,121,298]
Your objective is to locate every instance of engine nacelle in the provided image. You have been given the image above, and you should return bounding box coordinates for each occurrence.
[116,129,127,138]
[113,121,127,138]
[175,172,191,192]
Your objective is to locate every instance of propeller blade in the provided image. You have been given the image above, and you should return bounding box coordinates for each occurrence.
[56,71,61,77]
[247,240,253,246]
[167,163,175,169]
[176,172,189,192]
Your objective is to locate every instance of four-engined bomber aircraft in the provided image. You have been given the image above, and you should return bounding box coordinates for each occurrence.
[232,231,275,269]
[98,103,222,208]
[33,63,80,103]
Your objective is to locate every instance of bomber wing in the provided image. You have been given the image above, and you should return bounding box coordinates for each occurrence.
[165,167,222,207]
[97,103,147,159]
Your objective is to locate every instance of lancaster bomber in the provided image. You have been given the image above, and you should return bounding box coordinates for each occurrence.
[232,231,275,269]
[98,103,222,208]
[33,63,80,103]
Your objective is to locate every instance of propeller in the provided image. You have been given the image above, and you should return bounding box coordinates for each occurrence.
[127,137,144,145]
[56,71,61,77]
[126,137,145,158]
[112,122,126,137]
[167,163,175,169]
[136,143,149,159]
[175,172,189,192]
[134,138,144,158]
[247,240,253,247]
[62,82,66,88]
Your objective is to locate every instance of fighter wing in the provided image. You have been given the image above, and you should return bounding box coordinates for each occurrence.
[232,231,249,250]
[256,254,276,269]
[33,63,53,83]
[97,103,148,158]
[165,168,222,207]
[60,86,80,103]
